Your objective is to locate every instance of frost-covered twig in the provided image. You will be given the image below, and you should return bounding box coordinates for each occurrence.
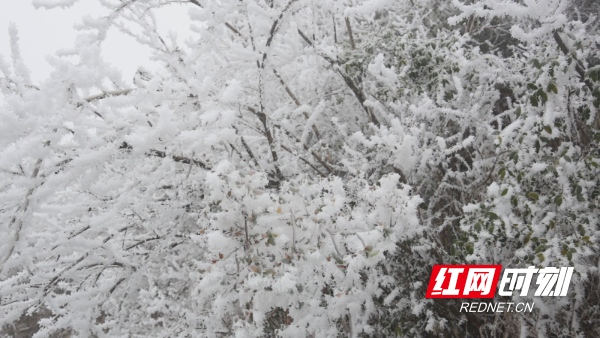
[83,88,134,102]
[0,157,44,277]
[297,29,380,127]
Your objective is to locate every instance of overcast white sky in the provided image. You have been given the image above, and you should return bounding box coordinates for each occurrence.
[0,0,192,87]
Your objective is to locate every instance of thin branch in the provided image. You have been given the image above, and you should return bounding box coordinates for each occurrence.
[84,89,134,102]
[68,225,91,240]
[290,211,298,253]
[188,0,246,41]
[298,29,313,47]
[333,15,337,44]
[224,22,245,39]
[262,0,299,67]
[227,142,244,160]
[149,149,210,170]
[247,106,284,182]
[345,17,355,50]
[243,212,250,251]
[272,121,335,175]
[553,31,593,91]
[0,157,45,277]
[272,69,321,139]
[326,229,343,257]
[0,168,23,176]
[280,144,327,177]
[297,29,380,127]
[125,236,162,251]
[185,151,195,180]
[272,69,301,106]
[233,125,261,168]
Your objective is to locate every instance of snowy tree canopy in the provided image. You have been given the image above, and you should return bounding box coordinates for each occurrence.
[1,0,599,336]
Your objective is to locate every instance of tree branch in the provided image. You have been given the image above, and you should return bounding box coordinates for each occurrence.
[0,156,45,277]
[262,0,299,67]
[84,89,134,103]
[272,69,321,139]
[553,31,594,91]
[345,17,355,50]
[280,144,327,177]
[297,29,380,127]
[149,149,210,170]
[247,106,284,183]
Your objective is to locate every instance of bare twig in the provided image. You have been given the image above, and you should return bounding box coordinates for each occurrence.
[272,69,321,139]
[0,156,45,277]
[224,22,245,39]
[326,229,343,257]
[290,211,298,253]
[333,15,337,44]
[0,168,23,176]
[84,89,134,102]
[272,122,335,175]
[185,151,195,180]
[68,225,91,240]
[553,31,593,91]
[345,17,355,50]
[243,212,251,251]
[125,236,161,251]
[262,0,300,66]
[233,125,261,168]
[246,106,284,182]
[297,29,380,127]
[280,144,327,177]
[149,149,210,170]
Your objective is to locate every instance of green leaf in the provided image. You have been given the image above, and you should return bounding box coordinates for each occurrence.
[528,192,539,201]
[524,232,532,244]
[466,242,474,255]
[537,253,545,262]
[547,82,558,94]
[501,189,509,196]
[544,125,552,134]
[538,89,548,105]
[511,196,519,207]
[498,167,506,180]
[509,151,519,163]
[368,250,380,257]
[530,95,539,107]
[527,83,538,90]
[487,212,499,220]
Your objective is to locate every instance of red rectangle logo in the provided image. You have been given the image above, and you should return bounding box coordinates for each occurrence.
[425,265,502,298]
